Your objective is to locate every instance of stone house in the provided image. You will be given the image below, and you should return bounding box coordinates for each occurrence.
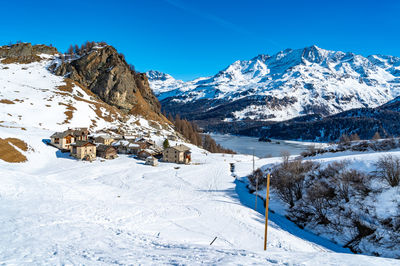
[94,135,114,145]
[70,140,96,161]
[71,128,89,141]
[50,128,90,150]
[50,131,75,150]
[162,144,191,164]
[96,144,118,159]
[112,140,141,154]
[138,149,153,160]
[145,156,158,166]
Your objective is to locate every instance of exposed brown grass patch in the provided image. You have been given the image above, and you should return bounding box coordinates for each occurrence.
[0,138,28,163]
[7,138,28,151]
[57,79,74,93]
[90,119,98,129]
[58,102,76,124]
[0,99,15,104]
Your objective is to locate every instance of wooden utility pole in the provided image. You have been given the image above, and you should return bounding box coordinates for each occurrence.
[264,172,271,251]
[253,149,258,211]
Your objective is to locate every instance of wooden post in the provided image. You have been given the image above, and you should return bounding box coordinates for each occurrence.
[264,172,271,251]
[254,149,258,211]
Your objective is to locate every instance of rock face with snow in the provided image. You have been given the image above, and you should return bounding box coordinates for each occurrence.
[0,43,176,146]
[53,45,163,120]
[0,43,58,58]
[148,45,400,126]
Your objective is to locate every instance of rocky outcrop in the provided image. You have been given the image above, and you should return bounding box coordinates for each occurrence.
[0,43,58,63]
[53,45,164,121]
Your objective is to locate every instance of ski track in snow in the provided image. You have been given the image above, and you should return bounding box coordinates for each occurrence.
[0,57,399,264]
[0,130,399,265]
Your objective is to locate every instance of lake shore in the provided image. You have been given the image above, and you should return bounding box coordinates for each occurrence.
[210,133,327,158]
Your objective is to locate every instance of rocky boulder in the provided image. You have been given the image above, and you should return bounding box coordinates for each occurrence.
[0,43,58,63]
[54,45,162,118]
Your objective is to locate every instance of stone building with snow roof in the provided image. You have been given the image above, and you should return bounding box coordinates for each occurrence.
[162,144,191,164]
[50,128,90,151]
[96,144,117,159]
[145,156,158,166]
[94,135,115,145]
[50,131,75,150]
[70,140,96,161]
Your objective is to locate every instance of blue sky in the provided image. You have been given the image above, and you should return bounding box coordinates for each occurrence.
[1,0,399,80]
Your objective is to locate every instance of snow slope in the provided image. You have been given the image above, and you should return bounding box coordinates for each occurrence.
[1,48,399,265]
[0,56,176,142]
[148,45,400,122]
[0,127,398,265]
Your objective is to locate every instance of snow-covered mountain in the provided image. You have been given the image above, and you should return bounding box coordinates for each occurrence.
[147,45,400,123]
[146,70,186,95]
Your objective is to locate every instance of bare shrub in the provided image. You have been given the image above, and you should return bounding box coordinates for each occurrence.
[280,150,290,165]
[248,168,265,189]
[271,157,319,207]
[306,180,336,224]
[317,160,349,180]
[336,169,370,201]
[374,155,400,187]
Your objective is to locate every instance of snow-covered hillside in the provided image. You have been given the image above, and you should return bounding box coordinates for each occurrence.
[248,148,400,259]
[0,55,176,147]
[148,45,400,122]
[1,127,398,264]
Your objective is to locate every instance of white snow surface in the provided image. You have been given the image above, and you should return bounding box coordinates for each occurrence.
[0,126,398,264]
[0,57,176,139]
[147,45,400,121]
[0,53,399,265]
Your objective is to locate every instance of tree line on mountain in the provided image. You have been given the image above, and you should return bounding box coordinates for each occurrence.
[167,114,235,154]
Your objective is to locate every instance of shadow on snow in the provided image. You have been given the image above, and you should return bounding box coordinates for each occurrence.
[233,178,352,254]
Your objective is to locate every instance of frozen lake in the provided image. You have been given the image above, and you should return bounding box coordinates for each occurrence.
[210,133,325,158]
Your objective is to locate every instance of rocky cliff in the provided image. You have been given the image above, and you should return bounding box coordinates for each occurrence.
[53,44,164,122]
[0,43,58,63]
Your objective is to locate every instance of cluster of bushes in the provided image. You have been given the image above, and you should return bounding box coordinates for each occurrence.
[249,155,400,257]
[301,137,400,158]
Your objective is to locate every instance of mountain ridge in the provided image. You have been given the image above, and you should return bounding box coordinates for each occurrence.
[148,45,400,128]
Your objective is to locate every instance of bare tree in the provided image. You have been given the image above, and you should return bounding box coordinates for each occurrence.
[350,133,360,141]
[67,45,74,55]
[374,155,400,187]
[372,131,382,140]
[340,134,351,144]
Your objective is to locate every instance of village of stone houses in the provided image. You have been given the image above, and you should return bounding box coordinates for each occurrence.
[49,127,191,166]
